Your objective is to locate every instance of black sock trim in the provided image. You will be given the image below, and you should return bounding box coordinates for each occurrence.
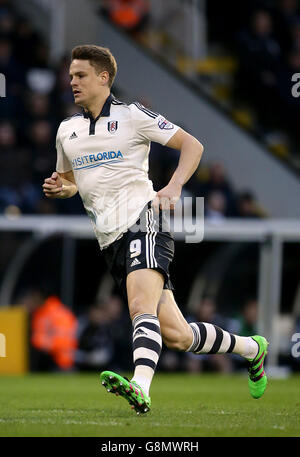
[133,337,162,355]
[194,323,207,353]
[135,358,156,370]
[135,321,160,333]
[208,325,224,354]
[227,334,236,353]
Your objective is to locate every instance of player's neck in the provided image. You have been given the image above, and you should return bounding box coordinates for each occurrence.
[84,89,111,119]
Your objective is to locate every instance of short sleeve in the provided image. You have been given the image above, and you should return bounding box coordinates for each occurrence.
[130,102,180,145]
[56,125,72,173]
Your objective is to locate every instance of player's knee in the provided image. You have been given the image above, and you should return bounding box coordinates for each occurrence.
[128,296,156,321]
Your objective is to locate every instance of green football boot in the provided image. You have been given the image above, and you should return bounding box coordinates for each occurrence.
[247,335,269,399]
[100,370,151,415]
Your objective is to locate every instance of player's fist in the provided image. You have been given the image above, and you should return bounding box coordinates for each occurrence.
[152,182,182,213]
[42,171,63,198]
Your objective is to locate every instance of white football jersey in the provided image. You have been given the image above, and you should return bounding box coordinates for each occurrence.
[56,95,179,249]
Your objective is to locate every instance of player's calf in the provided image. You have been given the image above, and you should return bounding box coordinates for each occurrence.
[162,327,193,352]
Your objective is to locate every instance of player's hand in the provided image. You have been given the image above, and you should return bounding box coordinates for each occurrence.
[152,182,182,213]
[42,172,63,198]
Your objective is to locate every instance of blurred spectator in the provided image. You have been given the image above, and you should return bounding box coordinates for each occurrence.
[101,0,150,37]
[13,18,40,68]
[228,298,258,371]
[236,9,281,127]
[21,91,58,141]
[237,8,282,82]
[76,295,132,372]
[25,92,52,121]
[236,191,267,218]
[19,289,78,372]
[200,163,237,216]
[0,8,16,40]
[205,191,227,222]
[184,296,234,373]
[230,298,258,336]
[0,37,24,87]
[273,0,300,53]
[0,120,40,214]
[29,119,56,185]
[26,42,56,94]
[53,55,74,108]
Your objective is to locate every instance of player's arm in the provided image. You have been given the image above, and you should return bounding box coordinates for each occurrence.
[152,128,203,211]
[43,170,78,199]
[166,128,203,186]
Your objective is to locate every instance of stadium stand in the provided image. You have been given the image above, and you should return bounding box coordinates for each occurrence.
[118,0,300,172]
[0,0,266,218]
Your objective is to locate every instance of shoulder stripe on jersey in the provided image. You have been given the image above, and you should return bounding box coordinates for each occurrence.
[134,102,159,118]
[61,113,83,123]
[133,102,159,119]
[111,98,126,106]
[135,102,158,116]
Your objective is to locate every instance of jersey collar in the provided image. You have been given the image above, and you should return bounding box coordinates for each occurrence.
[83,93,114,120]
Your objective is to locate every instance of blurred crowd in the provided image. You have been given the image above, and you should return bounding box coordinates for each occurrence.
[232,0,300,147]
[101,0,300,163]
[202,0,300,163]
[18,287,262,374]
[0,0,267,218]
[18,289,132,373]
[0,0,81,216]
[15,285,300,374]
[150,149,267,220]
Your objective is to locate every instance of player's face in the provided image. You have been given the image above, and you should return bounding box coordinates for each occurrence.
[69,59,109,107]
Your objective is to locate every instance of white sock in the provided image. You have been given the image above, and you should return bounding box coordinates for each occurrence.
[131,371,153,396]
[239,336,259,359]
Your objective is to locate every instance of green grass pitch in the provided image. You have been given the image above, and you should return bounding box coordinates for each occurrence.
[0,372,299,437]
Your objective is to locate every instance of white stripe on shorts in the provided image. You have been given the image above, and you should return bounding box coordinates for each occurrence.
[149,208,157,268]
[146,208,157,269]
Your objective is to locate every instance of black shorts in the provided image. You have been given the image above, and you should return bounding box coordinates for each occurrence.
[102,202,175,299]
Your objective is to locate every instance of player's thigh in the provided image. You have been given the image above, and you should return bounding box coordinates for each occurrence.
[158,289,193,351]
[126,268,164,320]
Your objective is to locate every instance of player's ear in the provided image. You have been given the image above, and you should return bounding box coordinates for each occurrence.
[99,70,110,86]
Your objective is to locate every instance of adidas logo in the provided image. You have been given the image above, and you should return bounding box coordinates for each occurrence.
[130,258,141,267]
[69,131,78,140]
[134,328,147,337]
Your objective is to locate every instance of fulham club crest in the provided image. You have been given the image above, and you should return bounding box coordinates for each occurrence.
[108,120,118,133]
